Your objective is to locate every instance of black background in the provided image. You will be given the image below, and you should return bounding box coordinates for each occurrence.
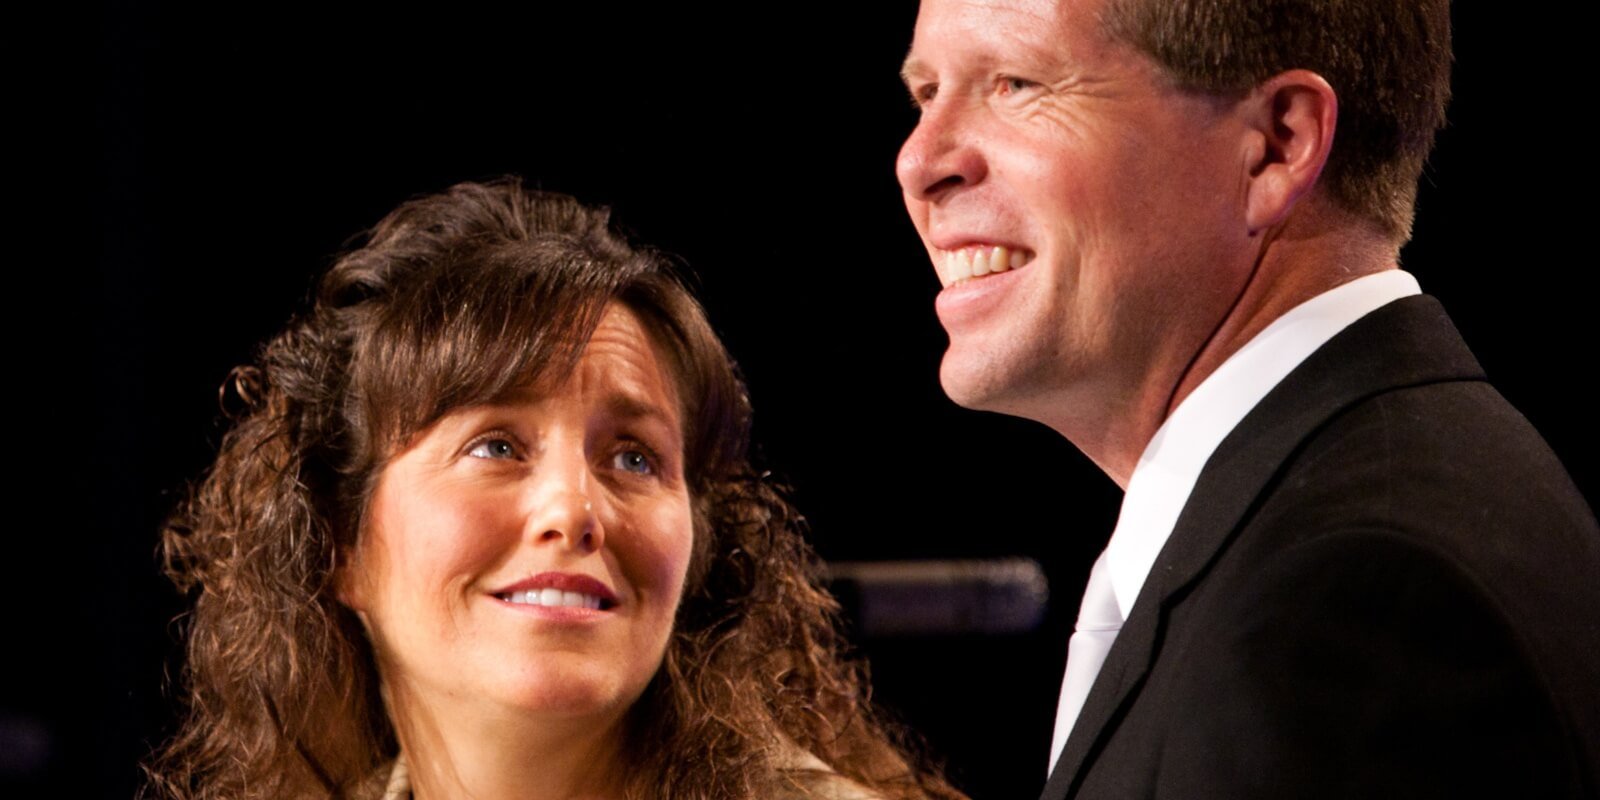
[12,2,1591,797]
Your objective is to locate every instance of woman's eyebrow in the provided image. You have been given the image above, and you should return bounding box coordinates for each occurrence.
[603,390,680,430]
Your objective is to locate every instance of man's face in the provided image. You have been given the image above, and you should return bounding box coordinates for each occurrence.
[896,0,1254,430]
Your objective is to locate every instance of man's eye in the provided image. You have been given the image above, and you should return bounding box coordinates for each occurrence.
[613,449,654,475]
[467,437,519,460]
[997,76,1035,95]
[909,83,938,108]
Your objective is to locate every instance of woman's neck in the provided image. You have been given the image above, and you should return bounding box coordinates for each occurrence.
[390,690,629,800]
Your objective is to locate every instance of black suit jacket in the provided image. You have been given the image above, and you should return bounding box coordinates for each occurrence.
[1041,296,1600,799]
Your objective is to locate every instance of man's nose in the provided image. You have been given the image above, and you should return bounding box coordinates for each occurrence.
[896,104,987,203]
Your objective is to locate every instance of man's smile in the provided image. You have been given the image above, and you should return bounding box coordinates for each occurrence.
[936,244,1036,287]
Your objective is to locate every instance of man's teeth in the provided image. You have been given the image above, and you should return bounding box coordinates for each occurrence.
[503,588,604,610]
[942,246,1031,286]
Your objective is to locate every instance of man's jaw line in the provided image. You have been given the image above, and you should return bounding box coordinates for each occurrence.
[924,236,1157,487]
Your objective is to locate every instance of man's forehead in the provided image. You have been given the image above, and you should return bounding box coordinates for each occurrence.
[900,0,1106,79]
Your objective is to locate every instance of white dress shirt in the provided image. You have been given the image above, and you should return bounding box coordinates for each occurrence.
[1047,270,1422,775]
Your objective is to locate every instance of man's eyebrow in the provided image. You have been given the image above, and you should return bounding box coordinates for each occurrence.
[900,55,930,87]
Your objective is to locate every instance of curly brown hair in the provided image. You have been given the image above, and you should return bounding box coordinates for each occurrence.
[146,179,963,800]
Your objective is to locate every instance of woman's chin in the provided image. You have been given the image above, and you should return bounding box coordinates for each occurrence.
[486,663,647,722]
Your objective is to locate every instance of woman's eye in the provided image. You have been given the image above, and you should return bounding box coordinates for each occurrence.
[613,449,654,475]
[467,438,519,460]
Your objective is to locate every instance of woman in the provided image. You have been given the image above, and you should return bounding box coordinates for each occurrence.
[147,180,962,799]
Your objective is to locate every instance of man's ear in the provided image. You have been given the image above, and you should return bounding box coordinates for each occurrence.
[1240,69,1338,234]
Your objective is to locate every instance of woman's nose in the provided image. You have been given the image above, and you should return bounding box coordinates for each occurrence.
[532,489,603,553]
[526,451,604,554]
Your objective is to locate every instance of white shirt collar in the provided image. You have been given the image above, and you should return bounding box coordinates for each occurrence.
[1102,270,1422,618]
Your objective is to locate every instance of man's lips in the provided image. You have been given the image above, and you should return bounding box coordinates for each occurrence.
[934,243,1035,288]
[491,572,618,611]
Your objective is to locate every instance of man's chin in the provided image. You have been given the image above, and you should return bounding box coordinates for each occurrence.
[939,351,1019,415]
[939,343,1084,427]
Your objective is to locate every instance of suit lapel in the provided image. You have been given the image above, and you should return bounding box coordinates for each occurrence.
[1040,296,1485,800]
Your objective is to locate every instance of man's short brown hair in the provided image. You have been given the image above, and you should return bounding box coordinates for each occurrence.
[1103,0,1452,241]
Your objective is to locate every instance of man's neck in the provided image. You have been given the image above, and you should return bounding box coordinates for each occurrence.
[1170,218,1400,419]
[1069,210,1400,487]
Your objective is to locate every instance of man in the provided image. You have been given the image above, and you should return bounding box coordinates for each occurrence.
[895,0,1600,797]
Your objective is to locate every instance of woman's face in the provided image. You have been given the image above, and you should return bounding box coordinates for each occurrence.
[341,303,694,731]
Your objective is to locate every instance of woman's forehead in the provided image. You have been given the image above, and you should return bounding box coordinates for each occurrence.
[377,297,700,465]
[476,300,684,422]
[505,304,685,427]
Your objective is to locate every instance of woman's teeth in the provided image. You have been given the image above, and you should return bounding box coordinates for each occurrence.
[942,246,1032,286]
[502,589,605,610]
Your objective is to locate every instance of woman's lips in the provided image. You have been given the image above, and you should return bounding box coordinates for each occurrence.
[491,572,618,611]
